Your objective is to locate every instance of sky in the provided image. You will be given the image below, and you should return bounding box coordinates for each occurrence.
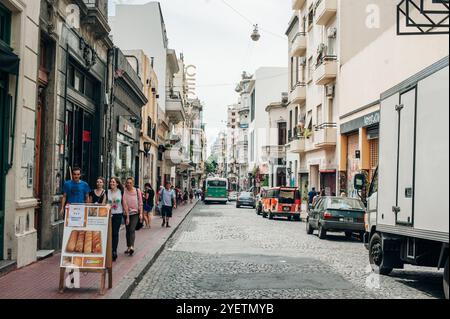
[109,0,292,155]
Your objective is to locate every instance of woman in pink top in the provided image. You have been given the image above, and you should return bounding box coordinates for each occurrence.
[122,177,143,256]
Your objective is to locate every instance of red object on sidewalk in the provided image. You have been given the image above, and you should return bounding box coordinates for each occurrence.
[0,202,197,299]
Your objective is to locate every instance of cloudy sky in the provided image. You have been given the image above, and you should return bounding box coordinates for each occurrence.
[109,0,291,153]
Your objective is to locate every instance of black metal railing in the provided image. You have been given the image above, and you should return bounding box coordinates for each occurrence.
[291,32,307,44]
[315,122,337,131]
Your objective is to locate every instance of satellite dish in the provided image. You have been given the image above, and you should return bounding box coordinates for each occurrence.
[251,24,260,42]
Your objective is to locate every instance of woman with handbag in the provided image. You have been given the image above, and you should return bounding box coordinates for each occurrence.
[122,177,143,256]
[106,177,124,262]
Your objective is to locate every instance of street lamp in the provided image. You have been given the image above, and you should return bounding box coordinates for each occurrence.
[251,24,261,41]
[144,142,152,157]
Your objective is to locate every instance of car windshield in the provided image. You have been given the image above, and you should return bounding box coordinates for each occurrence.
[239,192,253,198]
[326,198,365,210]
[278,190,296,204]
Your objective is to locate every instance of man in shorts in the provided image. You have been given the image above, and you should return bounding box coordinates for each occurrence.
[158,181,177,228]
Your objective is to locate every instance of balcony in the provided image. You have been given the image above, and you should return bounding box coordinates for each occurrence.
[164,147,184,167]
[166,91,186,124]
[238,105,250,114]
[261,145,286,160]
[289,82,306,105]
[289,137,306,154]
[291,33,307,57]
[314,123,337,148]
[82,0,110,39]
[292,0,306,10]
[315,0,337,26]
[315,58,337,85]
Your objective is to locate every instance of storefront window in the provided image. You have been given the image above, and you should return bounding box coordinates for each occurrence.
[0,4,11,46]
[115,134,133,182]
[64,103,94,188]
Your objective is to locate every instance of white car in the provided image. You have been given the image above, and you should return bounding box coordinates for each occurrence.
[228,192,238,201]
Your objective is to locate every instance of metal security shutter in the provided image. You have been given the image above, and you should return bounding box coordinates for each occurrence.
[346,133,359,195]
[367,125,379,140]
[369,138,379,181]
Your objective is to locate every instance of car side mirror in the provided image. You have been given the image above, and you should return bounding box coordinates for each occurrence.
[354,173,366,190]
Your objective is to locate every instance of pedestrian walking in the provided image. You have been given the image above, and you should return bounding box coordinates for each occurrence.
[183,188,189,205]
[189,189,194,204]
[106,177,124,262]
[308,187,317,205]
[122,177,144,256]
[158,181,177,228]
[143,183,155,229]
[88,177,107,204]
[59,167,90,218]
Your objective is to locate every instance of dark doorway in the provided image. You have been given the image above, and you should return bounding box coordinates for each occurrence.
[0,71,8,260]
[320,172,337,196]
[278,122,287,146]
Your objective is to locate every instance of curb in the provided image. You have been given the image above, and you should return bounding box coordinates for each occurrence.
[104,201,199,299]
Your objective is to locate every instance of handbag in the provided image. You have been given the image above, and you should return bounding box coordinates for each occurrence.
[135,188,144,231]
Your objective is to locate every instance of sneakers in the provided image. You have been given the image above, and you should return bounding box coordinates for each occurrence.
[166,224,171,228]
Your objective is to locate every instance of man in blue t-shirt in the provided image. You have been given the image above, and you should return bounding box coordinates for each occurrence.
[59,167,90,218]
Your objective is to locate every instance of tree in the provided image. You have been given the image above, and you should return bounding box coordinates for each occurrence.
[206,154,218,175]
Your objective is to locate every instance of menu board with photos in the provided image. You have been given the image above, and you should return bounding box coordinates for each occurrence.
[60,205,111,270]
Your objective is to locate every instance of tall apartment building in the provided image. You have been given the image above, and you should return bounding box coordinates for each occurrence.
[235,72,253,190]
[286,0,340,201]
[226,104,239,190]
[247,67,288,191]
[337,0,449,197]
[0,0,41,267]
[110,2,181,189]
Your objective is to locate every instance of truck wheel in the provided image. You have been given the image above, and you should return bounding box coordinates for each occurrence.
[294,215,301,222]
[306,220,314,235]
[369,233,393,276]
[444,257,449,300]
[318,224,327,239]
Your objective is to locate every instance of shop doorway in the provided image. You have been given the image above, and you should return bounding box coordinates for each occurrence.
[0,71,8,260]
[320,171,337,196]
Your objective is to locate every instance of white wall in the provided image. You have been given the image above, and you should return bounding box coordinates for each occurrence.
[248,67,288,171]
[110,2,168,112]
[339,16,449,116]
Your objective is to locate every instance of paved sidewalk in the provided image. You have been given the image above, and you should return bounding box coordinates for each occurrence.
[0,200,198,299]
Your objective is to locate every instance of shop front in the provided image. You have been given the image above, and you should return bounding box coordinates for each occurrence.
[115,118,136,182]
[340,110,380,197]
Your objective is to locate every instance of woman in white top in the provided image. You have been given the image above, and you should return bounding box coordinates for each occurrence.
[107,177,124,262]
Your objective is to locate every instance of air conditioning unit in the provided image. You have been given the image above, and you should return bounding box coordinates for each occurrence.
[326,85,335,97]
[327,27,337,39]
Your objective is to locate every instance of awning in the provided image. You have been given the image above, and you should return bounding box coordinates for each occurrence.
[0,45,20,75]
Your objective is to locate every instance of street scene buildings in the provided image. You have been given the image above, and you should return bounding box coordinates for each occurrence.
[0,0,448,301]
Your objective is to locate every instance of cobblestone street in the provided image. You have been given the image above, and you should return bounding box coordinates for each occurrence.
[130,202,445,299]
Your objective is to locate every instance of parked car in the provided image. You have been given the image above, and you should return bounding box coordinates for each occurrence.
[236,192,256,209]
[306,196,365,240]
[261,187,301,221]
[228,191,238,202]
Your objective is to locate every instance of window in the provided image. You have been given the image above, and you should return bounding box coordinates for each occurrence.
[250,131,255,162]
[307,57,313,82]
[64,103,94,188]
[295,107,299,126]
[68,62,98,101]
[290,57,294,90]
[308,5,314,29]
[0,4,11,45]
[250,90,256,122]
[317,105,322,125]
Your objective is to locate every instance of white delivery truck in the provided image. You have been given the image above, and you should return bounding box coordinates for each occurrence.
[354,56,449,299]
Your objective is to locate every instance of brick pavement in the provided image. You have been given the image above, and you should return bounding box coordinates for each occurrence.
[0,200,198,299]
